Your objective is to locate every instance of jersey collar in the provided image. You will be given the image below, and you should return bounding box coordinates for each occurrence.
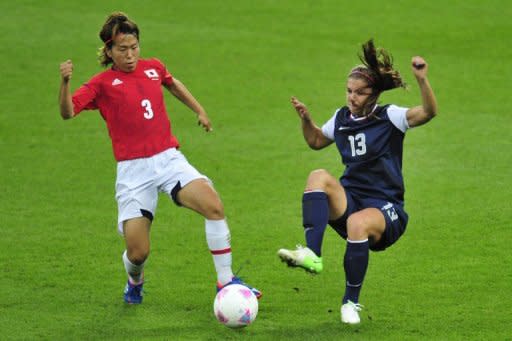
[350,104,378,121]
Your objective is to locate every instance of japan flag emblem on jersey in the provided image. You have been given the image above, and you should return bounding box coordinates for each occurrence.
[144,69,159,80]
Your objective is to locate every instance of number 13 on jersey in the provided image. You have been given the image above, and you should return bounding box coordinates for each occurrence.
[348,133,367,156]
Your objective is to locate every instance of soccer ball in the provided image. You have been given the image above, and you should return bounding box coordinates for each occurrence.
[213,284,258,328]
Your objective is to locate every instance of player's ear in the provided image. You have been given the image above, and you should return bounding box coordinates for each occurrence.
[106,48,112,58]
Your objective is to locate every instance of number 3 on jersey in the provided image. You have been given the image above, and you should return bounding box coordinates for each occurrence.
[348,133,367,156]
[141,99,154,119]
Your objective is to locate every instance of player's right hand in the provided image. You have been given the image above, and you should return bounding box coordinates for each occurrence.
[60,60,73,82]
[291,96,311,122]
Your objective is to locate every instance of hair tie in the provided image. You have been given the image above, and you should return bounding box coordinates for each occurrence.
[349,70,375,85]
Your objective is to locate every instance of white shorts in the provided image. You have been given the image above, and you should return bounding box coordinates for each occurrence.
[115,148,209,234]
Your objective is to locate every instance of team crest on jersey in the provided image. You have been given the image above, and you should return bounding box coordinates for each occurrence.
[144,69,159,80]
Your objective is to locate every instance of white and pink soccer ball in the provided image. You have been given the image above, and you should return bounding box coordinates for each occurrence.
[213,284,258,328]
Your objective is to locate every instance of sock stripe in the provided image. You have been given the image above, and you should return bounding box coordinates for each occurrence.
[210,247,232,255]
[347,239,369,244]
[346,281,363,287]
[304,189,326,193]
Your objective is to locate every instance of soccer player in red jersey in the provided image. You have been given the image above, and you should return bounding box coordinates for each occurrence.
[58,12,260,304]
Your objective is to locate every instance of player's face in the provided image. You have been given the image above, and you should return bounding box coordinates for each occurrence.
[346,78,373,115]
[108,34,140,72]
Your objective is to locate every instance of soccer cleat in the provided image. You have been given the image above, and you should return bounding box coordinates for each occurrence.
[217,276,262,300]
[124,280,144,304]
[277,245,323,274]
[341,300,363,324]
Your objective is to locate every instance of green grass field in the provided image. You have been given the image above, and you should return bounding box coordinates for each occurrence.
[1,0,511,339]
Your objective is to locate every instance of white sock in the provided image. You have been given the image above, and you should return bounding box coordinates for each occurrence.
[122,250,145,284]
[205,219,234,285]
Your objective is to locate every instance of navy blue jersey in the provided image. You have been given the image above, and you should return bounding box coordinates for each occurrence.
[321,105,410,204]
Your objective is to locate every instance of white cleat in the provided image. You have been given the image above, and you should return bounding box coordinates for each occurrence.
[341,300,363,324]
[277,245,323,274]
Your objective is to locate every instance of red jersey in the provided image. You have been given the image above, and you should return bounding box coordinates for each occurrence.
[72,58,180,161]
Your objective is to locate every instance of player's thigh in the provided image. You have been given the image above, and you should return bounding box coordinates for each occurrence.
[327,183,348,221]
[116,158,159,234]
[158,149,210,206]
[305,169,347,220]
[123,217,151,260]
[177,179,224,219]
[346,208,386,241]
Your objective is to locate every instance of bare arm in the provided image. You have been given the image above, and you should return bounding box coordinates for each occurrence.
[164,78,212,132]
[406,56,438,127]
[59,60,75,120]
[291,96,332,150]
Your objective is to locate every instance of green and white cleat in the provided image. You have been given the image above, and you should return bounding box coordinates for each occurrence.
[277,245,323,274]
[341,300,363,324]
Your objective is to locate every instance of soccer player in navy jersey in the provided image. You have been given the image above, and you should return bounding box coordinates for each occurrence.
[58,12,260,305]
[278,39,437,324]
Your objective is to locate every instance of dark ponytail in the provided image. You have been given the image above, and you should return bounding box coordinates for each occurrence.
[352,39,405,91]
[348,39,406,116]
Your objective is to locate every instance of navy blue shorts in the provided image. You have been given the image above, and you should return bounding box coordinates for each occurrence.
[329,190,408,251]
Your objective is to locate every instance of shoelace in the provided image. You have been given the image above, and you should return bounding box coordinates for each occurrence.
[232,263,261,297]
[230,264,253,288]
[234,263,246,277]
[347,300,364,311]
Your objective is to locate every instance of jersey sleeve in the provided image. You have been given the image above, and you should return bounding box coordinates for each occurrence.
[387,104,409,133]
[320,110,338,140]
[72,81,99,115]
[151,58,174,86]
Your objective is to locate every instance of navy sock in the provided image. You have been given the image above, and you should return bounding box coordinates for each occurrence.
[343,239,369,304]
[302,191,329,257]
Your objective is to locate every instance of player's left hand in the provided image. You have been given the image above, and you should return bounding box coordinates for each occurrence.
[197,112,213,132]
[411,56,428,79]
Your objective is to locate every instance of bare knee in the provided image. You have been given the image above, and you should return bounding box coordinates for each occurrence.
[346,209,385,241]
[126,246,149,265]
[178,180,225,220]
[203,199,225,220]
[346,214,368,240]
[123,218,151,264]
[306,169,337,190]
[194,183,225,220]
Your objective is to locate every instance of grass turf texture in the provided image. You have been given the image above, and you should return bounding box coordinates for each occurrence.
[1,0,511,339]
